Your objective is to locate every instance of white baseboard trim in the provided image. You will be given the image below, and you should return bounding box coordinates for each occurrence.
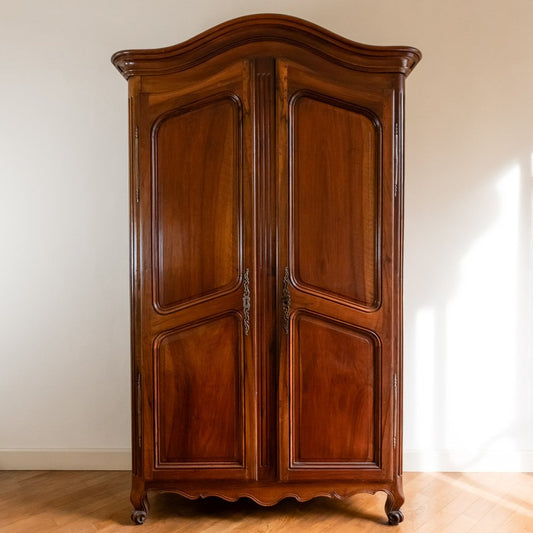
[0,449,131,470]
[1,448,531,472]
[404,450,533,472]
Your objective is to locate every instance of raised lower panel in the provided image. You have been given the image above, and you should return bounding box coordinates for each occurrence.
[154,313,244,468]
[152,95,242,312]
[290,312,381,468]
[290,92,381,310]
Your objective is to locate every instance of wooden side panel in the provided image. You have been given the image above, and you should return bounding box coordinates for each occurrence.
[155,314,244,467]
[153,96,241,312]
[291,93,380,309]
[291,313,379,465]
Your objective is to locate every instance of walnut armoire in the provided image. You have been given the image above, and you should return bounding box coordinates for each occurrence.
[111,14,421,526]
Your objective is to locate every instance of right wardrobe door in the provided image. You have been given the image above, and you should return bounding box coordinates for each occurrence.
[276,56,399,483]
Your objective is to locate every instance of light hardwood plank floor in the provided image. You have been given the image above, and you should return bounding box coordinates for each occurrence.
[0,471,531,532]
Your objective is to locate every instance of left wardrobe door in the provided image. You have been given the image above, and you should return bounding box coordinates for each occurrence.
[132,60,256,482]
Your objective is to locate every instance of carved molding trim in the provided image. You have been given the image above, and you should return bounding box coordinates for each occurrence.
[254,61,276,473]
[139,481,404,507]
[111,14,421,80]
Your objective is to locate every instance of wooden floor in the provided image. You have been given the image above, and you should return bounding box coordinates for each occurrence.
[0,471,531,532]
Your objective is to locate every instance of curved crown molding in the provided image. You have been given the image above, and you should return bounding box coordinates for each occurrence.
[111,14,422,80]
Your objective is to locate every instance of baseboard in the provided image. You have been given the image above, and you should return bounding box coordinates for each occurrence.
[404,450,533,472]
[0,449,131,470]
[1,448,531,472]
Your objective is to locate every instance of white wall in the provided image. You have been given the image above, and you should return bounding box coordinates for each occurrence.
[1,0,531,471]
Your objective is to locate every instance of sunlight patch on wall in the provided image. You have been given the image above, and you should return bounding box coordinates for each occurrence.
[443,164,520,468]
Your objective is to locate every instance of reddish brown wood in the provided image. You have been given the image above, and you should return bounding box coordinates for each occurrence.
[292,94,379,308]
[253,57,278,481]
[292,313,377,465]
[111,14,421,80]
[153,97,241,311]
[130,474,148,524]
[112,13,420,526]
[155,314,244,468]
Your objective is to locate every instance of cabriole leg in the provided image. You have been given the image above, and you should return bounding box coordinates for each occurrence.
[384,477,405,525]
[130,475,149,525]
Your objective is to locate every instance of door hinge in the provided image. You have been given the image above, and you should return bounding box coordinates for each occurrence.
[393,373,398,449]
[136,371,142,448]
[134,126,140,204]
[394,123,399,198]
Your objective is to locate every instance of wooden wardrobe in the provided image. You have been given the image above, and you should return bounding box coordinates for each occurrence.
[112,14,420,525]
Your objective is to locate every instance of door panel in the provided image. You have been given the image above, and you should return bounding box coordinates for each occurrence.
[153,96,242,312]
[278,59,396,481]
[291,93,380,310]
[137,61,254,481]
[291,312,379,466]
[155,313,244,467]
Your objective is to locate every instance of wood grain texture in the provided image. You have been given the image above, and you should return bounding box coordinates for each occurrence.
[1,472,532,532]
[132,59,255,486]
[277,54,395,490]
[291,93,380,308]
[113,13,421,525]
[291,312,378,466]
[154,314,244,468]
[153,95,241,311]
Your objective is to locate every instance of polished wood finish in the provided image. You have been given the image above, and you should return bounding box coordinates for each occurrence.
[292,94,378,307]
[112,13,420,525]
[155,314,244,468]
[292,313,377,465]
[2,471,532,531]
[154,97,241,310]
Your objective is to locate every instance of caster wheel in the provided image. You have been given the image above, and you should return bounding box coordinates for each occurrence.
[387,510,404,525]
[131,510,147,525]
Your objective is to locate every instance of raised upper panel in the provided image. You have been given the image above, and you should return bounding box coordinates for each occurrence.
[290,92,381,310]
[290,312,380,467]
[152,95,242,312]
[154,313,244,468]
[111,14,421,80]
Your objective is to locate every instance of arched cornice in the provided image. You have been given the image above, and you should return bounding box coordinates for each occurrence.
[111,14,421,79]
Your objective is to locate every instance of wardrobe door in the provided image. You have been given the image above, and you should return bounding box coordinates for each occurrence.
[277,58,399,481]
[134,60,256,481]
